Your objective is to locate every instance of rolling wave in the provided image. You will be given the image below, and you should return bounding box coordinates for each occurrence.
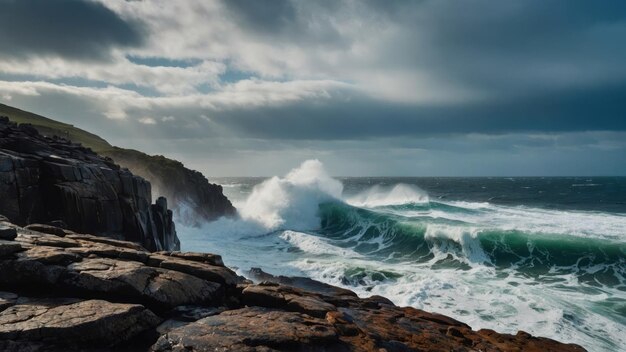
[184,160,626,351]
[317,202,626,289]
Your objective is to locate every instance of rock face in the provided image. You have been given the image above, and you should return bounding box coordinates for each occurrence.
[101,148,236,226]
[0,103,236,226]
[0,116,179,251]
[0,218,586,352]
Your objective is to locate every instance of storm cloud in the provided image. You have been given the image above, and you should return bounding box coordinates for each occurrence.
[0,0,625,176]
[0,0,144,60]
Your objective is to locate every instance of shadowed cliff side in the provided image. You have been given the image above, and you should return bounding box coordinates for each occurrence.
[0,103,236,225]
[0,116,179,251]
[100,148,236,226]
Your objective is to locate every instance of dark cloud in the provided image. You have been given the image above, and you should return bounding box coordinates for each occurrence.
[223,0,349,48]
[214,0,626,140]
[210,82,626,140]
[0,0,144,60]
[225,0,297,33]
[381,1,626,94]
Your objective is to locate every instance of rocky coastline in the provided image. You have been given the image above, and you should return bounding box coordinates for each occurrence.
[0,218,586,351]
[0,103,236,228]
[0,116,586,351]
[0,117,178,252]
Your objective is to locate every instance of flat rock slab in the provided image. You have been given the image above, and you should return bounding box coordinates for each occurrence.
[149,254,240,286]
[0,298,160,347]
[242,283,337,318]
[66,257,223,309]
[154,251,224,267]
[152,307,340,351]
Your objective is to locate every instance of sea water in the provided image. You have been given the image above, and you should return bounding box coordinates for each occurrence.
[179,160,626,352]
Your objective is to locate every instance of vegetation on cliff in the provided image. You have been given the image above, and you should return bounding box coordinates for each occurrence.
[0,103,235,224]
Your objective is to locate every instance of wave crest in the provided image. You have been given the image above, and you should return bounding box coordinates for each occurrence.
[347,183,429,207]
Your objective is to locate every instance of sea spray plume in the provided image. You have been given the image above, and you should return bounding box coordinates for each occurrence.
[240,159,343,230]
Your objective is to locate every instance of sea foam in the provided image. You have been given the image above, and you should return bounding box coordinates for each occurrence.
[178,160,626,351]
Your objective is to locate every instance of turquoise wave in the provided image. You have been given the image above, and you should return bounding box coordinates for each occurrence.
[317,202,626,289]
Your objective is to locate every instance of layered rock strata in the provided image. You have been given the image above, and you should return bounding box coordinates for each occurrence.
[0,117,179,251]
[0,218,586,352]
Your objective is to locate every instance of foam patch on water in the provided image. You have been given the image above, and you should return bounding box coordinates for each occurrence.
[286,256,625,351]
[438,201,626,241]
[346,183,429,207]
[280,230,362,257]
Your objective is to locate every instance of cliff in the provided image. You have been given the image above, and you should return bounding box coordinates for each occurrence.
[100,148,235,225]
[0,218,586,351]
[0,103,235,224]
[0,116,178,251]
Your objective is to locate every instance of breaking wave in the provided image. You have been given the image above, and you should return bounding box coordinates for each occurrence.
[182,160,626,351]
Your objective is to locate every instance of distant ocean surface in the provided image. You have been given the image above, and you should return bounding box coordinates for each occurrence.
[179,161,626,352]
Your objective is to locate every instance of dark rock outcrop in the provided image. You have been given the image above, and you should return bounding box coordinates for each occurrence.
[1,103,236,228]
[0,218,586,352]
[101,148,236,226]
[0,116,179,251]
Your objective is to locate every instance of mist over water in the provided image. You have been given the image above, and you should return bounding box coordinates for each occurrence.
[180,160,626,352]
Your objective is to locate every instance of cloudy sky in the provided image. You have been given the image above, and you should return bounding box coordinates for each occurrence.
[1,0,625,176]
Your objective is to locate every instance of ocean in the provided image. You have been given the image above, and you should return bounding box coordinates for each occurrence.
[179,160,626,352]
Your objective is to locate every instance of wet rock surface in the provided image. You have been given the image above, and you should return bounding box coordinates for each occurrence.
[0,117,179,251]
[0,218,586,351]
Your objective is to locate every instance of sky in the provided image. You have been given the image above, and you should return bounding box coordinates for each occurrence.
[0,0,625,176]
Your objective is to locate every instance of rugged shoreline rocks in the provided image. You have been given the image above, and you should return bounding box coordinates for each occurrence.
[0,112,587,351]
[0,117,179,251]
[0,219,586,351]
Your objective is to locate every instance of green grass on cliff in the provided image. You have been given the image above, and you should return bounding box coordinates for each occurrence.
[0,103,113,152]
[0,103,183,174]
